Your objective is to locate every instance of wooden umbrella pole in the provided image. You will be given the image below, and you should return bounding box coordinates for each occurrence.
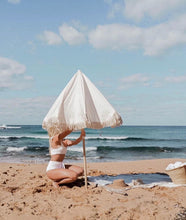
[82,136,88,190]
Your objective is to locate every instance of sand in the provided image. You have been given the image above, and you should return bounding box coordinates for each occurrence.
[0,158,186,220]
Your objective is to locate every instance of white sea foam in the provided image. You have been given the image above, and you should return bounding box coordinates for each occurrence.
[166,161,186,170]
[97,136,128,140]
[68,146,97,152]
[0,125,21,129]
[0,135,128,140]
[6,126,21,129]
[25,135,48,139]
[67,136,128,140]
[86,136,128,140]
[0,135,48,139]
[0,136,9,139]
[7,146,28,152]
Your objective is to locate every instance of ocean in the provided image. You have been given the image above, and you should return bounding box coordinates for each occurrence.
[0,125,186,164]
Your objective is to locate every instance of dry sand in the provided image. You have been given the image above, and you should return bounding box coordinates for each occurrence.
[0,158,186,220]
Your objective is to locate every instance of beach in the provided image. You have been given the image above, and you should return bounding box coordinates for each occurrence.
[1,158,186,220]
[2,0,186,219]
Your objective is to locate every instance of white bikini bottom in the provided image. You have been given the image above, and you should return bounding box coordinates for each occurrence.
[46,161,65,172]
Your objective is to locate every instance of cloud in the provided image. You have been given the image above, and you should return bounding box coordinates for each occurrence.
[89,24,142,50]
[124,0,186,22]
[59,24,86,45]
[120,74,150,89]
[70,20,88,33]
[165,75,186,83]
[8,0,21,4]
[105,0,186,22]
[38,31,62,45]
[0,57,33,90]
[89,14,186,56]
[0,57,25,77]
[37,13,186,56]
[121,74,150,83]
[119,73,186,90]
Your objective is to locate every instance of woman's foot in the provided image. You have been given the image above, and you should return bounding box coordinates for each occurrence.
[52,181,59,188]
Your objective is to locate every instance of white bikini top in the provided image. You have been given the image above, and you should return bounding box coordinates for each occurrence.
[49,137,67,155]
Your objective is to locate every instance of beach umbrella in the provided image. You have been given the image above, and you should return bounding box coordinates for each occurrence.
[42,70,123,188]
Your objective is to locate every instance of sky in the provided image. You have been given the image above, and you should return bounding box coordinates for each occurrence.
[0,0,186,126]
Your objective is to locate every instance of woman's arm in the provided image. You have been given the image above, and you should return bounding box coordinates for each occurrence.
[63,129,86,147]
[58,130,72,141]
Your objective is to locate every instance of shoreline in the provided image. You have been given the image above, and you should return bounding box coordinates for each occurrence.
[1,158,186,220]
[1,158,185,174]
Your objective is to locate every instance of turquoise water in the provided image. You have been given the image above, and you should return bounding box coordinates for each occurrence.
[0,125,186,163]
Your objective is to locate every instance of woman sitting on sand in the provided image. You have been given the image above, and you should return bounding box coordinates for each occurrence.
[46,129,85,188]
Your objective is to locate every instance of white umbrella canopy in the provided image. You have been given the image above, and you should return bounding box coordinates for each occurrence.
[42,70,123,189]
[42,70,122,136]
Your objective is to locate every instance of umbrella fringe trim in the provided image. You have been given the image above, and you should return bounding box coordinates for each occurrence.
[42,112,123,137]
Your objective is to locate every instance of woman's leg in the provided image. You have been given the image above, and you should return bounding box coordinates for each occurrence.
[65,164,84,177]
[46,168,78,187]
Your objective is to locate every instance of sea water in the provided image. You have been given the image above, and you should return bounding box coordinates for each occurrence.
[0,125,186,164]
